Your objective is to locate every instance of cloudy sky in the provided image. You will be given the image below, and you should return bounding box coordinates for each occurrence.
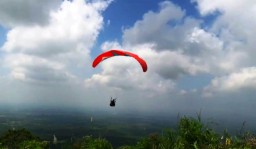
[0,0,256,125]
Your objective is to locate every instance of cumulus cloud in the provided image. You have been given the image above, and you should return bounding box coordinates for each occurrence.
[88,0,256,103]
[150,50,207,79]
[193,0,256,66]
[190,0,256,97]
[192,0,255,17]
[121,0,243,76]
[101,40,122,51]
[186,27,223,56]
[86,43,205,97]
[186,27,248,74]
[1,0,256,119]
[1,0,111,84]
[122,1,200,50]
[86,1,210,96]
[86,43,175,96]
[4,53,74,83]
[2,0,106,56]
[0,0,115,108]
[0,0,62,27]
[204,67,256,96]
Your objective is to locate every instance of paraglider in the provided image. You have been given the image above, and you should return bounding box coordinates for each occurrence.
[92,49,147,107]
[110,97,116,107]
[92,49,147,72]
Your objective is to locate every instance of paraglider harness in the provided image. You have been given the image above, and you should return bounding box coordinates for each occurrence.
[110,97,116,107]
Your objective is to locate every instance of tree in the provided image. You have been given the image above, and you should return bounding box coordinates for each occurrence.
[0,128,41,149]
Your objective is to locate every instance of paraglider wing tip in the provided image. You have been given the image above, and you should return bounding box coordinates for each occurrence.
[144,65,148,72]
[92,59,99,68]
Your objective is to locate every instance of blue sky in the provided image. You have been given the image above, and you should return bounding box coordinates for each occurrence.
[95,0,166,55]
[0,26,7,47]
[0,0,256,125]
[95,0,201,53]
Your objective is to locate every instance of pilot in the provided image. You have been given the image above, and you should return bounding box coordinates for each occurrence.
[110,97,116,107]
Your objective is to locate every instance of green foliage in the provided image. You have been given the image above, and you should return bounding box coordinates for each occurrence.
[74,136,113,149]
[0,128,40,149]
[127,116,220,149]
[177,116,219,148]
[0,116,256,149]
[19,140,49,149]
[117,145,135,149]
[118,116,256,149]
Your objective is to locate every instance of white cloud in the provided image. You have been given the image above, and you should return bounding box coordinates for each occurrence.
[4,53,75,83]
[186,27,248,74]
[192,0,255,17]
[122,1,201,50]
[86,1,209,97]
[107,19,110,26]
[101,40,122,51]
[151,50,207,79]
[86,42,206,97]
[193,0,256,67]
[1,0,111,84]
[186,27,223,56]
[190,0,256,98]
[86,43,175,96]
[204,67,256,96]
[2,0,106,56]
[0,0,62,27]
[1,0,256,118]
[88,0,256,102]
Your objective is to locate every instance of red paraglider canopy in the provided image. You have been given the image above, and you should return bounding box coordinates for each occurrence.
[92,49,147,72]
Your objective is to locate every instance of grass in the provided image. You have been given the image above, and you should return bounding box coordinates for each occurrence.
[115,115,256,149]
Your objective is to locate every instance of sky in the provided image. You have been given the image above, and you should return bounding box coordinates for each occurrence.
[0,0,256,125]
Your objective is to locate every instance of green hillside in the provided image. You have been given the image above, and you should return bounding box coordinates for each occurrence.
[0,116,255,149]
